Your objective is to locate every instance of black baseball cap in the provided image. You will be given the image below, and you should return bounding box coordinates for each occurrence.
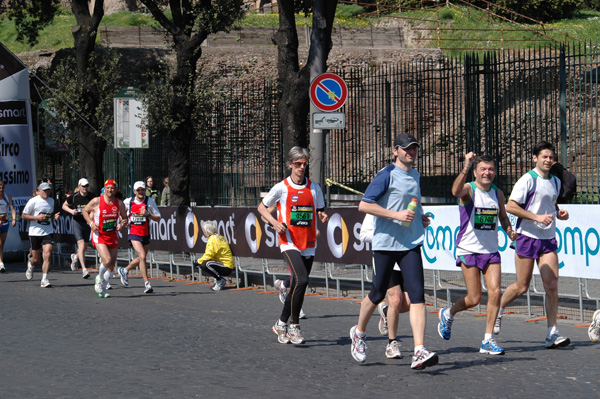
[394,133,420,149]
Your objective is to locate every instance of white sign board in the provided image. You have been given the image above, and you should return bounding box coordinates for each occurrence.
[114,87,148,149]
[312,112,345,129]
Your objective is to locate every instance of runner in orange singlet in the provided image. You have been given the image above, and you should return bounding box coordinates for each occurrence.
[258,146,329,345]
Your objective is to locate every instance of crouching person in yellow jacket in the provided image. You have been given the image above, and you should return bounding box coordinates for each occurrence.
[195,220,234,291]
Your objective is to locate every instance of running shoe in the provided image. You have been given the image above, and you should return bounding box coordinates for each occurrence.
[438,307,453,340]
[98,292,110,298]
[70,253,79,271]
[0,262,6,273]
[40,278,51,288]
[94,275,103,295]
[26,256,33,280]
[349,325,367,363]
[545,332,570,349]
[275,279,287,304]
[118,267,129,287]
[411,347,439,370]
[144,281,154,294]
[377,302,389,336]
[287,324,305,344]
[272,321,290,344]
[480,338,505,355]
[106,282,112,290]
[385,340,402,359]
[299,309,307,319]
[588,309,600,343]
[493,314,502,335]
[211,278,226,291]
[82,268,90,279]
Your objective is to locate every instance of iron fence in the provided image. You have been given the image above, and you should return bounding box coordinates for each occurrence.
[42,45,600,206]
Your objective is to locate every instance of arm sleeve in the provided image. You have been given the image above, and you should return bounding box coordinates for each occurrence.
[509,174,532,205]
[261,182,283,208]
[361,166,392,204]
[198,235,218,263]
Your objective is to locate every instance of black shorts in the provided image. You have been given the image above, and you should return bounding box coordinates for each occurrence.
[73,221,91,242]
[129,234,150,246]
[30,234,54,251]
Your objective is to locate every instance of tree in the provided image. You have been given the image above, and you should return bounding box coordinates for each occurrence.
[273,0,338,155]
[139,0,245,205]
[4,0,60,45]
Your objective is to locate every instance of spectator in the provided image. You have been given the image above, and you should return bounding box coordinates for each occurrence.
[145,176,160,205]
[161,177,171,206]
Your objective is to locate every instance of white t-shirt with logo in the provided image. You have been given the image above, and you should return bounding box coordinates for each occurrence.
[23,195,55,236]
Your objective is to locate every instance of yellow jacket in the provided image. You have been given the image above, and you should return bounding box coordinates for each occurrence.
[197,234,234,269]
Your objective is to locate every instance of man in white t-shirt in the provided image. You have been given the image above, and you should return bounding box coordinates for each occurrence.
[22,182,60,287]
[495,141,570,349]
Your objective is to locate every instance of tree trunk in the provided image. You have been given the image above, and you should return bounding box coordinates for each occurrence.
[70,0,105,194]
[168,41,203,206]
[125,0,138,12]
[273,0,338,156]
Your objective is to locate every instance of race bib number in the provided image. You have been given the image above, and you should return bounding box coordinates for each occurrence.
[102,218,117,232]
[0,213,7,222]
[131,213,146,225]
[290,205,313,227]
[76,205,85,214]
[39,214,51,225]
[474,207,498,230]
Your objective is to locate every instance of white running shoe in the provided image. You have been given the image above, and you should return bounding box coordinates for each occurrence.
[411,347,439,370]
[588,309,600,343]
[40,278,51,288]
[272,321,290,344]
[211,278,226,291]
[70,253,79,271]
[377,302,389,336]
[0,262,6,273]
[287,324,305,345]
[144,281,154,294]
[26,256,34,280]
[350,325,367,363]
[493,314,502,335]
[94,275,103,295]
[118,267,129,286]
[545,332,570,349]
[275,279,288,304]
[299,309,307,319]
[82,268,90,279]
[385,340,402,359]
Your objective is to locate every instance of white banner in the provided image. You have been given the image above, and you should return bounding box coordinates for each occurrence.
[422,204,599,279]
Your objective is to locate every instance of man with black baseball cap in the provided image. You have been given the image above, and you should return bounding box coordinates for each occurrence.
[350,132,438,370]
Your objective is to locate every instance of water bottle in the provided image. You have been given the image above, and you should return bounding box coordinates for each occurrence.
[402,198,418,227]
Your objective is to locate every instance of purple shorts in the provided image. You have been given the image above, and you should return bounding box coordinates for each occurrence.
[456,252,501,271]
[513,235,557,259]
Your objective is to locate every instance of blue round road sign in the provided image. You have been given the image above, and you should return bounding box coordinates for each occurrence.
[310,73,348,112]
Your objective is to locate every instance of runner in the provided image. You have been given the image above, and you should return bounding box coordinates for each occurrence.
[495,141,570,349]
[0,180,17,273]
[194,220,234,291]
[349,133,437,369]
[437,152,517,355]
[258,146,328,345]
[62,178,95,279]
[118,181,161,294]
[359,212,411,360]
[82,179,128,298]
[21,182,60,287]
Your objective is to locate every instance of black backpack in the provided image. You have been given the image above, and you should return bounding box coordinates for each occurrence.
[550,162,577,203]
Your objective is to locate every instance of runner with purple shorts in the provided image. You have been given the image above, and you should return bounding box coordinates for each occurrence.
[437,153,517,355]
[495,141,570,349]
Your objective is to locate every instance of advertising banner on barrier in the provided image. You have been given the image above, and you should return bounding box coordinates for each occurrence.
[49,204,598,279]
[1,43,37,254]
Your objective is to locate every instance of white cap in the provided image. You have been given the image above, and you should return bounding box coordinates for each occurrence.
[78,178,89,187]
[39,182,51,191]
[133,181,146,190]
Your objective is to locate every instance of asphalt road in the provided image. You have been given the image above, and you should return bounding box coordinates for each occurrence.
[0,261,598,398]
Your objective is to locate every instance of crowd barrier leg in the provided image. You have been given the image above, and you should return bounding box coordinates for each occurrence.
[432,270,438,309]
[578,278,584,322]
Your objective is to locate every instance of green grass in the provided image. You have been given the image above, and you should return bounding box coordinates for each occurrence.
[2,6,600,55]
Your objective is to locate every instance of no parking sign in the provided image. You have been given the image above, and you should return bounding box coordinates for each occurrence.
[310,73,348,112]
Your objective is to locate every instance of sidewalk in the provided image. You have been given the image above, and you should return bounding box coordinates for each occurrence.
[0,261,598,398]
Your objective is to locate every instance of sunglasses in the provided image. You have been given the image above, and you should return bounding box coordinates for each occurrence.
[81,185,89,188]
[292,161,309,167]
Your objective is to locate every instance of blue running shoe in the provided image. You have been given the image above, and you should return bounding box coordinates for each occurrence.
[480,338,505,355]
[438,307,453,340]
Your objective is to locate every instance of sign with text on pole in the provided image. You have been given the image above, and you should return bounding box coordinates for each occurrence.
[310,73,347,129]
[113,86,149,149]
